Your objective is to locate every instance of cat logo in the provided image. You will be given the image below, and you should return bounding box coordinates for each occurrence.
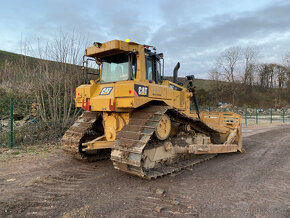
[138,87,148,95]
[134,84,148,97]
[100,87,113,95]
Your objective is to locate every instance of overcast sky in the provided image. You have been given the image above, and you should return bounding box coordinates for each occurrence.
[1,0,290,78]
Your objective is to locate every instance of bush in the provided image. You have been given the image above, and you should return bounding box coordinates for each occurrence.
[0,121,69,148]
[0,88,34,119]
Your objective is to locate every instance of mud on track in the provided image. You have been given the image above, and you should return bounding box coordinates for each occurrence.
[0,125,290,217]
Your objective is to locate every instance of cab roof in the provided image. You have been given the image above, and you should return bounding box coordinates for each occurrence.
[85,40,141,58]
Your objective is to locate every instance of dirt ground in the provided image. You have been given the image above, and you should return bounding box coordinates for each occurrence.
[0,124,289,218]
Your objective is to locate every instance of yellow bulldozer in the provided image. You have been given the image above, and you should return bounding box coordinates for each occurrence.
[62,39,244,179]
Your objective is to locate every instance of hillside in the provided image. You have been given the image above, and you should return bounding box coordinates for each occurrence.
[0,50,289,110]
[0,50,39,68]
[0,50,21,64]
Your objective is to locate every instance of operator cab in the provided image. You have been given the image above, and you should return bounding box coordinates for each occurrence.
[82,41,164,84]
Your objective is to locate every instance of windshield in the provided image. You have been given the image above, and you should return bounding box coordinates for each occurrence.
[101,53,129,83]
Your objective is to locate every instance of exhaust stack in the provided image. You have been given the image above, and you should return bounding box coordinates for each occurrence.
[173,62,180,84]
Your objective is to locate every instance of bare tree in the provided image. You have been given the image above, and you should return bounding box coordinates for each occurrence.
[208,69,221,81]
[242,47,259,86]
[32,31,87,129]
[0,31,88,132]
[216,46,241,82]
[215,46,242,105]
[283,52,290,88]
[284,52,290,66]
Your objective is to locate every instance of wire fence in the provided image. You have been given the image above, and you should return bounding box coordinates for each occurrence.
[199,106,290,126]
[0,98,39,148]
[1,98,290,149]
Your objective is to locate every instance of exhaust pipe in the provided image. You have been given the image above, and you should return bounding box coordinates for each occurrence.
[173,62,180,84]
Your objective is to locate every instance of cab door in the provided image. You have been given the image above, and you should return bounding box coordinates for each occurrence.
[146,57,167,99]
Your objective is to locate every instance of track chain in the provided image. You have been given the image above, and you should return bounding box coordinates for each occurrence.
[61,111,110,162]
[111,104,218,179]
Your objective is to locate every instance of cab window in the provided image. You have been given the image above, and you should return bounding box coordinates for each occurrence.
[156,61,161,84]
[101,53,129,83]
[131,54,137,79]
[146,58,153,81]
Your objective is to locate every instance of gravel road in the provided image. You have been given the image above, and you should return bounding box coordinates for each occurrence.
[0,125,289,217]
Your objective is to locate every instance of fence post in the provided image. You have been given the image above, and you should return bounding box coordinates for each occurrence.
[10,98,14,149]
[270,108,272,123]
[282,109,285,123]
[245,106,247,126]
[256,108,258,124]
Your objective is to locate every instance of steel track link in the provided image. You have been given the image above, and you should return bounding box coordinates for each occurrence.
[111,104,219,179]
[61,111,110,162]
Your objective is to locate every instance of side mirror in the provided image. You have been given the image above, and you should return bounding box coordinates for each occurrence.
[186,75,195,88]
[186,75,195,81]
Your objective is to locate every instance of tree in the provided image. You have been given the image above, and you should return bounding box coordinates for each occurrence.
[0,31,88,132]
[242,47,259,86]
[215,46,242,105]
[216,46,241,82]
[32,31,87,130]
[283,52,290,88]
[208,69,221,81]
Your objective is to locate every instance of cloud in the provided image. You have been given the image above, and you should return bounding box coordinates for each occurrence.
[146,0,290,77]
[0,0,289,78]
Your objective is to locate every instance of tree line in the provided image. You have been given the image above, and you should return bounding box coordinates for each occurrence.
[208,46,290,107]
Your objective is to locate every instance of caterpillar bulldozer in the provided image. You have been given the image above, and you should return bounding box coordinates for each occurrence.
[62,39,244,179]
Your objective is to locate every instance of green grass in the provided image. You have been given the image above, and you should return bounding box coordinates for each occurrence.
[0,50,39,68]
[0,50,20,67]
[0,88,34,118]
